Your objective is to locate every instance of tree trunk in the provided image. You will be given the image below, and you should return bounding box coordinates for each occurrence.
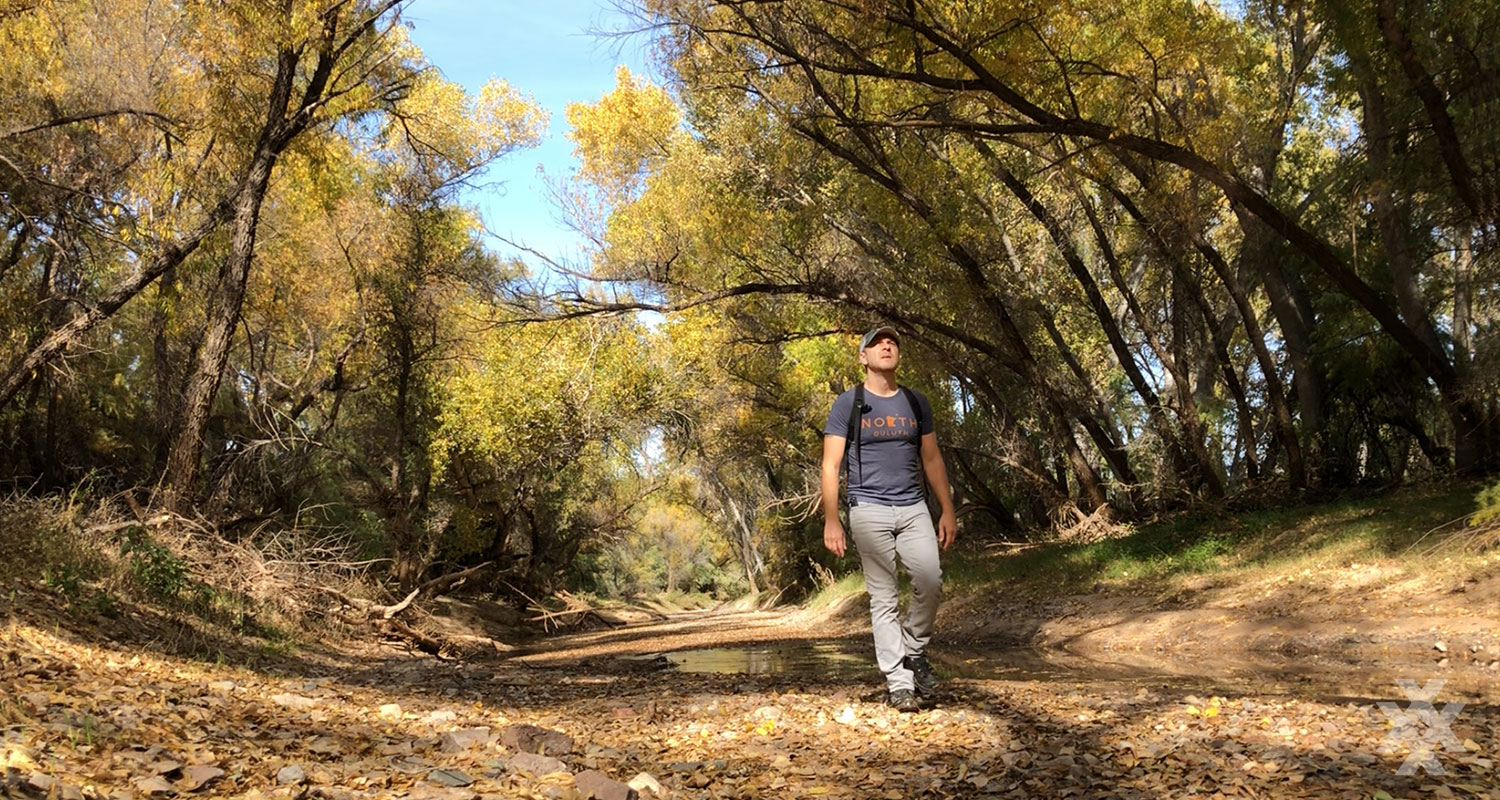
[954,369,1071,513]
[1373,0,1489,228]
[161,145,280,510]
[1454,231,1473,373]
[161,42,303,510]
[1191,233,1307,487]
[949,448,1016,531]
[1098,177,1301,488]
[150,265,179,477]
[699,456,762,594]
[980,144,1217,497]
[1192,285,1261,481]
[1356,57,1447,359]
[1255,228,1326,480]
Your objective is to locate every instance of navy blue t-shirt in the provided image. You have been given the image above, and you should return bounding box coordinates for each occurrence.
[824,386,934,506]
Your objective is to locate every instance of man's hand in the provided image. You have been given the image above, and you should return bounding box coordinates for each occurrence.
[937,508,957,550]
[824,517,848,557]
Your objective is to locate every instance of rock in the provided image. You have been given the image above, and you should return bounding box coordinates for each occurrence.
[501,723,574,755]
[1434,640,1448,652]
[593,746,627,762]
[425,710,459,725]
[751,706,782,720]
[627,772,663,797]
[508,752,568,776]
[407,786,479,800]
[379,703,403,718]
[207,681,236,692]
[2,744,37,771]
[427,768,475,788]
[440,727,491,752]
[270,693,318,710]
[574,769,636,800]
[275,765,306,785]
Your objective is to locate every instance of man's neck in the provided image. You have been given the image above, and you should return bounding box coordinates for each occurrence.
[863,370,899,396]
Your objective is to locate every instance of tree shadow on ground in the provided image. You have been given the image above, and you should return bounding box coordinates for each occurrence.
[9,591,1498,800]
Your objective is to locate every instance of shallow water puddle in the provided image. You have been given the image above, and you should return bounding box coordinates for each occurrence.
[625,640,1500,703]
[626,640,870,675]
[625,640,1075,682]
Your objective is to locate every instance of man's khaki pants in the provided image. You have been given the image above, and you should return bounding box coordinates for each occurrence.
[848,501,942,692]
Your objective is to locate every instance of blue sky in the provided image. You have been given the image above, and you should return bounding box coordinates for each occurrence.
[403,1,654,267]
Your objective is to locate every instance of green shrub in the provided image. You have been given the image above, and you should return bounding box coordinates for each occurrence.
[1474,481,1500,527]
[115,527,189,599]
[42,564,86,598]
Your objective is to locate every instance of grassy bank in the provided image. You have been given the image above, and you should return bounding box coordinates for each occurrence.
[811,482,1499,607]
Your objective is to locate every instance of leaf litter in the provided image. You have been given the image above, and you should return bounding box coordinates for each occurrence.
[2,607,1497,800]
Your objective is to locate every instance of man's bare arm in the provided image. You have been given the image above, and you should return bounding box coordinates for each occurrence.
[920,431,958,549]
[821,435,848,557]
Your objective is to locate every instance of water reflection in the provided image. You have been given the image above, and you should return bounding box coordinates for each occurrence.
[635,641,871,675]
[621,640,1500,703]
[626,640,1070,681]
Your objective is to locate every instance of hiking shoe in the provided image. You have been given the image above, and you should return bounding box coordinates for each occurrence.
[887,688,920,713]
[906,654,939,698]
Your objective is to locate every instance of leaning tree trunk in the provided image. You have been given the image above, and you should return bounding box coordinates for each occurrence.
[700,458,763,595]
[161,141,281,510]
[982,145,1220,498]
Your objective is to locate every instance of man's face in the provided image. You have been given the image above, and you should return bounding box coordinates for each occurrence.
[860,334,900,371]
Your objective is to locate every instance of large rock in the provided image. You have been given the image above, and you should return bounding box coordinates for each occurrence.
[575,769,637,800]
[507,752,568,776]
[440,727,491,752]
[627,773,662,798]
[500,724,573,756]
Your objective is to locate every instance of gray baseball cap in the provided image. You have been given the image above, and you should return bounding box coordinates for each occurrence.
[859,325,900,350]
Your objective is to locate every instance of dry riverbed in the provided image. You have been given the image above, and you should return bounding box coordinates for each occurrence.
[4,571,1499,800]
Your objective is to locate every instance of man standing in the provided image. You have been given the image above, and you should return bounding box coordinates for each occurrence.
[821,325,957,712]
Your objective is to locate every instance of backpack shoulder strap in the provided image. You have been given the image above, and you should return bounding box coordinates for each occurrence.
[899,386,924,440]
[843,384,865,498]
[849,384,865,438]
[900,385,929,501]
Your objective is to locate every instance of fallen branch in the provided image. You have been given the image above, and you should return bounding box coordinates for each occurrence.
[413,561,492,598]
[378,587,420,620]
[84,514,176,536]
[384,617,446,658]
[314,563,501,657]
[983,540,1042,549]
[526,589,628,632]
